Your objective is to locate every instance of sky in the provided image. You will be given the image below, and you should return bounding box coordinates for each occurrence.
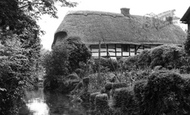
[38,0,190,50]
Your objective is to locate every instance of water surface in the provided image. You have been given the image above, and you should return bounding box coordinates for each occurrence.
[25,88,86,115]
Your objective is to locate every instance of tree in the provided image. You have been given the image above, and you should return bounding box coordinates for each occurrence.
[0,0,77,35]
[185,32,190,55]
[66,37,92,72]
[0,36,33,115]
[43,37,91,91]
[0,0,77,114]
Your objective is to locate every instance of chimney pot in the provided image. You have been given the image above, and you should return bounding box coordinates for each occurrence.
[120,8,130,16]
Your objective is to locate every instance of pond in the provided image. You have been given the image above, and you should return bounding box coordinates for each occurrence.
[24,88,87,115]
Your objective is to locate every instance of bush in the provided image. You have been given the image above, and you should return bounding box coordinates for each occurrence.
[149,45,184,69]
[184,32,190,55]
[87,70,190,115]
[66,37,91,72]
[89,92,101,110]
[95,93,109,111]
[119,55,138,71]
[43,37,91,92]
[133,80,147,104]
[137,50,151,69]
[111,87,138,114]
[120,45,187,70]
[106,70,190,115]
[88,73,107,93]
[179,55,190,74]
[92,57,118,72]
[43,44,69,77]
[140,70,190,115]
[0,38,35,115]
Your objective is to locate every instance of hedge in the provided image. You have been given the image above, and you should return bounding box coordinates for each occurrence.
[108,70,190,115]
[120,45,190,71]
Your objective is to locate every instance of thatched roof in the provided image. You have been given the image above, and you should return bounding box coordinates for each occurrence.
[53,10,186,46]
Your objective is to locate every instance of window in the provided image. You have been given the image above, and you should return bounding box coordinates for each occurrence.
[122,45,129,52]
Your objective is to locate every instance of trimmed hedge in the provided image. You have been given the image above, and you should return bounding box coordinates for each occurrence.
[95,93,109,111]
[111,87,138,114]
[89,92,101,110]
[109,70,190,115]
[139,70,190,115]
[120,45,190,71]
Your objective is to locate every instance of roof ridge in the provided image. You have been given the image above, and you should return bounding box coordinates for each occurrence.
[67,10,124,18]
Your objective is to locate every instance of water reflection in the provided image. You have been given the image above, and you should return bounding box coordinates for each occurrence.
[27,98,49,115]
[25,88,49,115]
[44,92,86,115]
[25,88,87,115]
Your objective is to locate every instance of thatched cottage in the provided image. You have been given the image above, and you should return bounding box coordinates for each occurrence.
[181,7,190,33]
[53,8,186,58]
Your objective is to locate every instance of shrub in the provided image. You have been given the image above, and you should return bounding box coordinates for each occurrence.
[184,32,190,55]
[95,93,109,112]
[133,79,147,104]
[66,37,91,72]
[89,92,101,110]
[43,37,91,92]
[92,57,118,72]
[120,45,187,70]
[88,73,107,93]
[43,44,69,77]
[137,50,151,69]
[149,45,183,68]
[179,55,190,74]
[44,36,91,76]
[140,70,190,115]
[111,87,138,114]
[119,55,138,71]
[0,38,35,115]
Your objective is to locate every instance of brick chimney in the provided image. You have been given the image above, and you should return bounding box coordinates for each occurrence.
[120,8,130,16]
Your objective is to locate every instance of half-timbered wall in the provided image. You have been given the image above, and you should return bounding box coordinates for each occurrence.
[89,44,159,58]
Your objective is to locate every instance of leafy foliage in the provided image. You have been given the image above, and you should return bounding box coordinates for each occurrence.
[43,37,91,92]
[92,57,118,72]
[184,32,190,55]
[0,0,77,114]
[101,70,190,115]
[139,71,190,115]
[66,37,91,72]
[119,56,138,71]
[121,45,188,70]
[44,44,69,76]
[0,0,77,35]
[43,44,69,91]
[0,36,36,115]
[111,87,138,114]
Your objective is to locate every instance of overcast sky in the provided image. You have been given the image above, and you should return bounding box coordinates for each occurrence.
[39,0,190,50]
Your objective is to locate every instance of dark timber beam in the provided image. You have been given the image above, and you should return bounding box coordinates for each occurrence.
[115,44,117,57]
[129,44,131,56]
[135,45,142,55]
[121,44,123,57]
